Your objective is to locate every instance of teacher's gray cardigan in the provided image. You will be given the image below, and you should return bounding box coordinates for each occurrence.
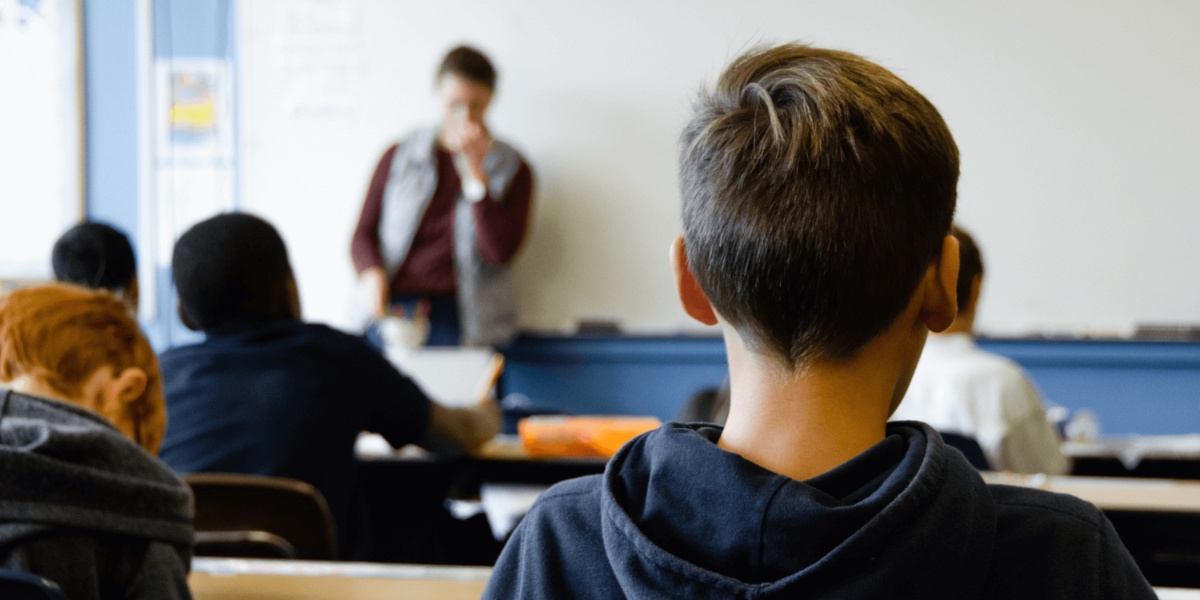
[378,125,525,347]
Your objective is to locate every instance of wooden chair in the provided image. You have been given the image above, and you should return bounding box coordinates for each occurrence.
[185,473,338,561]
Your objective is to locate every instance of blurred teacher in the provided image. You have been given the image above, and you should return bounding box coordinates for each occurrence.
[352,46,534,348]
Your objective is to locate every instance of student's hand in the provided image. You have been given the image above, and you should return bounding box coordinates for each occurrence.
[360,266,389,319]
[472,394,503,447]
[428,397,501,453]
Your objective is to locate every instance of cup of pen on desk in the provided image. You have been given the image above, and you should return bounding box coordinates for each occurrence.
[379,299,431,349]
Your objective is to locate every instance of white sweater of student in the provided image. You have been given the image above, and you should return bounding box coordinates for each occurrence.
[892,333,1070,475]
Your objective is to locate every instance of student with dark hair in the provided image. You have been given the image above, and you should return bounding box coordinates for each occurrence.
[351,44,534,347]
[484,44,1152,598]
[0,284,191,599]
[51,222,139,311]
[159,212,499,557]
[891,225,1069,474]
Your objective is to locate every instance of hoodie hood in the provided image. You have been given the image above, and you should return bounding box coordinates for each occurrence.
[0,389,193,548]
[599,422,996,598]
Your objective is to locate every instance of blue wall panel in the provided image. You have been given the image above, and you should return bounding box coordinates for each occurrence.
[82,1,139,233]
[500,335,1200,435]
[981,339,1200,435]
[501,335,729,422]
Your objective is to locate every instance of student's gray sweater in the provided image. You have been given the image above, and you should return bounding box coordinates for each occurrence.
[0,389,194,599]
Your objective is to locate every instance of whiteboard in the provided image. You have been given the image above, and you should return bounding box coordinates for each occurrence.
[0,0,82,279]
[237,0,1200,338]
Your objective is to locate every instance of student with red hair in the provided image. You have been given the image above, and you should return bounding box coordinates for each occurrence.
[1,283,164,452]
[0,284,191,600]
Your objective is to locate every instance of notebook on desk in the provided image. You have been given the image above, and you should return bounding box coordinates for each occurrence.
[357,348,503,458]
[384,347,502,407]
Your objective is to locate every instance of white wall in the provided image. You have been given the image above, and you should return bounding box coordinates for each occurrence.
[0,0,81,279]
[238,0,1200,337]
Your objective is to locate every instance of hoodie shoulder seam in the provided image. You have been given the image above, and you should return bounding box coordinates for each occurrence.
[992,497,1101,528]
[533,476,602,506]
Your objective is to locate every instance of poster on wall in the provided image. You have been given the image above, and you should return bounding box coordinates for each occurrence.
[0,0,82,283]
[152,58,236,267]
[156,59,234,161]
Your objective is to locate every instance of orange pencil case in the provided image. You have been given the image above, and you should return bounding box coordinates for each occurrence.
[518,415,662,458]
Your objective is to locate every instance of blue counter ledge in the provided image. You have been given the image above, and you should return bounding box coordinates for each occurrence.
[499,333,1200,436]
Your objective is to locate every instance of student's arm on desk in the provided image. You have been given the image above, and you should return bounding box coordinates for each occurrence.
[419,352,504,454]
[423,396,502,454]
[358,338,500,454]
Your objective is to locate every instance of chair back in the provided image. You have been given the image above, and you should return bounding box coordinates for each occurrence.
[185,473,338,560]
[0,569,67,600]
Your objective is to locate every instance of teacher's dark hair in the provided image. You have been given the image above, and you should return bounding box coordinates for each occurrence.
[437,45,497,91]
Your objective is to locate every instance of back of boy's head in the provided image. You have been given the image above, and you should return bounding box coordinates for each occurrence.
[172,213,295,331]
[52,222,137,295]
[678,43,959,365]
[0,283,165,453]
[951,225,984,313]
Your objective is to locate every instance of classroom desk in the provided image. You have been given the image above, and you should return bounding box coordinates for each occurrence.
[981,473,1200,512]
[357,434,606,492]
[1159,589,1200,600]
[983,473,1200,587]
[190,558,489,600]
[357,434,1200,584]
[354,435,606,565]
[190,558,1199,599]
[1065,435,1200,480]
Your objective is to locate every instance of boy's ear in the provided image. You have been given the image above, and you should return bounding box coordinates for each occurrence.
[670,236,718,326]
[921,234,960,332]
[110,367,148,406]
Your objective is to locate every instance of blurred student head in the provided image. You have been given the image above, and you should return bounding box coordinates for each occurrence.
[172,212,299,331]
[948,224,985,332]
[675,43,960,367]
[52,222,139,312]
[0,284,165,453]
[436,45,496,127]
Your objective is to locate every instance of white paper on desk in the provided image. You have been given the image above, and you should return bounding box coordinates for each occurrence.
[354,432,433,458]
[385,347,498,407]
[480,483,551,541]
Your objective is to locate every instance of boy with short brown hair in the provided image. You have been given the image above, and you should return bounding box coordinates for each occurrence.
[483,43,1152,598]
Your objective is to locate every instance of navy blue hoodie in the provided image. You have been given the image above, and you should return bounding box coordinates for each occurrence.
[485,422,1153,598]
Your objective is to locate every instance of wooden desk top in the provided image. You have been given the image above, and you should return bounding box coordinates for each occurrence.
[1158,589,1200,600]
[474,434,610,463]
[190,559,490,600]
[357,432,608,465]
[1063,434,1200,461]
[981,473,1200,512]
[190,558,1198,600]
